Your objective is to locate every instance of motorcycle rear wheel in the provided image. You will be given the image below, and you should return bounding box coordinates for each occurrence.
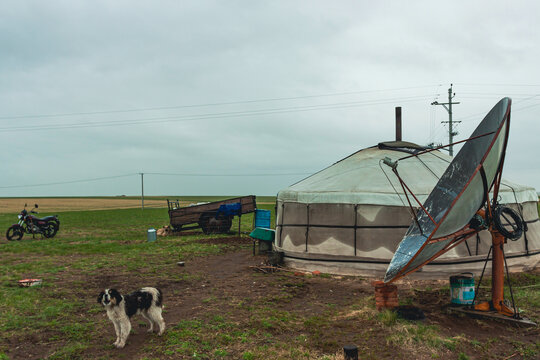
[6,226,23,241]
[51,220,60,231]
[44,223,58,238]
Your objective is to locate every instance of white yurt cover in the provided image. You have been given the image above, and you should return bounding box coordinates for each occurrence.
[275,142,540,278]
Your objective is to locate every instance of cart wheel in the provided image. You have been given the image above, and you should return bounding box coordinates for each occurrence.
[218,217,233,233]
[206,217,220,234]
[199,213,213,234]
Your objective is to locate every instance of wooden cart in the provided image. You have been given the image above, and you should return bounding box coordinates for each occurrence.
[167,195,257,234]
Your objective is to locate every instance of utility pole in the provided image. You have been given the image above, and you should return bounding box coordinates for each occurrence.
[431,84,460,156]
[140,173,144,210]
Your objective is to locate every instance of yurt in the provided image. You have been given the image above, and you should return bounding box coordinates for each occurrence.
[275,141,540,278]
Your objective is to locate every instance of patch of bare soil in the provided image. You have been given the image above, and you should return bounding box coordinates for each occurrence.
[0,198,276,214]
[6,248,540,360]
[196,236,253,246]
[0,198,167,213]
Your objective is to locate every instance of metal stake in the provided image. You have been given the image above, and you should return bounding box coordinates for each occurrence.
[140,173,144,210]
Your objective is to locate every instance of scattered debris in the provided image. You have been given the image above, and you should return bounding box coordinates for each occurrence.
[177,261,185,266]
[503,352,519,360]
[267,251,284,266]
[157,226,172,237]
[312,270,322,276]
[18,279,42,287]
[249,265,283,274]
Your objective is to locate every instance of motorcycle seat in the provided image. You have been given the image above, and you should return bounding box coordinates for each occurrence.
[32,215,57,222]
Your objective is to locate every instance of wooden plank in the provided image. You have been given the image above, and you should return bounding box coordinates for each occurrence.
[448,307,537,327]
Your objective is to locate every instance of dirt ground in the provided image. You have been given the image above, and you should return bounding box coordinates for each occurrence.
[0,198,168,213]
[0,197,275,213]
[5,237,539,360]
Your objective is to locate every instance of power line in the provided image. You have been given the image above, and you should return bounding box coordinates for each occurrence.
[459,92,540,96]
[0,174,137,189]
[454,95,540,123]
[512,101,540,113]
[0,84,439,121]
[146,172,313,177]
[456,83,540,87]
[0,171,316,189]
[0,94,435,133]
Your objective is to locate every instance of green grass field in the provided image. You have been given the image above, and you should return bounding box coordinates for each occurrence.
[0,199,539,360]
[0,205,263,359]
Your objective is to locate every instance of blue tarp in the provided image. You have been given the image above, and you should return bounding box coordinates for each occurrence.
[216,203,241,218]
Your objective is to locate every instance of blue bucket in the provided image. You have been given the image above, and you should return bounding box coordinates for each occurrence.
[147,228,157,242]
[450,272,475,305]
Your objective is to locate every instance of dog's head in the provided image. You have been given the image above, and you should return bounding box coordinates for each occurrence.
[97,288,122,306]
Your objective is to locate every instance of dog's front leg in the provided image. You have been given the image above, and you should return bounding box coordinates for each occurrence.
[116,318,131,348]
[112,319,121,347]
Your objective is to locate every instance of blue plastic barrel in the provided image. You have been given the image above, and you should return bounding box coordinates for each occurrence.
[254,209,271,228]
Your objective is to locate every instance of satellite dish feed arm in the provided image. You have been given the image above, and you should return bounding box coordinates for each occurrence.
[397,131,496,162]
[382,158,438,231]
[426,227,479,245]
[390,167,437,227]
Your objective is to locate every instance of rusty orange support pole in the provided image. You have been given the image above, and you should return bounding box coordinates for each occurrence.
[474,229,515,316]
[491,232,505,311]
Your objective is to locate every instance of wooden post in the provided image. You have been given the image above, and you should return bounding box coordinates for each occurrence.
[238,214,242,237]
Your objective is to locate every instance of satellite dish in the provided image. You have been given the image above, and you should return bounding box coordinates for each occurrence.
[383,97,533,321]
[384,98,512,283]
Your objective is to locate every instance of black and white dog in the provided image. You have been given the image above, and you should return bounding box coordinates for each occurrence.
[97,287,166,348]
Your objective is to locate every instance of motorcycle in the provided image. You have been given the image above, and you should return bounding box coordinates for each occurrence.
[6,204,60,240]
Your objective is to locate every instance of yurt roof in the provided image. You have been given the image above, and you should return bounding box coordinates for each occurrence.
[278,141,537,206]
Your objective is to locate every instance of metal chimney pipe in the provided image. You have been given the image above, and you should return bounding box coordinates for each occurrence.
[395,106,402,141]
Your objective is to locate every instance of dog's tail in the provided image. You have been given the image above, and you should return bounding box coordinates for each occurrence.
[156,288,163,307]
[141,287,163,307]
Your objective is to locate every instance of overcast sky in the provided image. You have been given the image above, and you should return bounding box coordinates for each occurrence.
[1,1,539,197]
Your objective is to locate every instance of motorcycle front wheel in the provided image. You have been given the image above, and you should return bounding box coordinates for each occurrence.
[6,226,23,241]
[44,222,58,238]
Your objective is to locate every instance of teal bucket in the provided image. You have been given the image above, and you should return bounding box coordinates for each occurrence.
[147,228,157,242]
[450,272,475,305]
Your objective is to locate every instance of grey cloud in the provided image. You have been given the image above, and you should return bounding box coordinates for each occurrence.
[0,1,539,196]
